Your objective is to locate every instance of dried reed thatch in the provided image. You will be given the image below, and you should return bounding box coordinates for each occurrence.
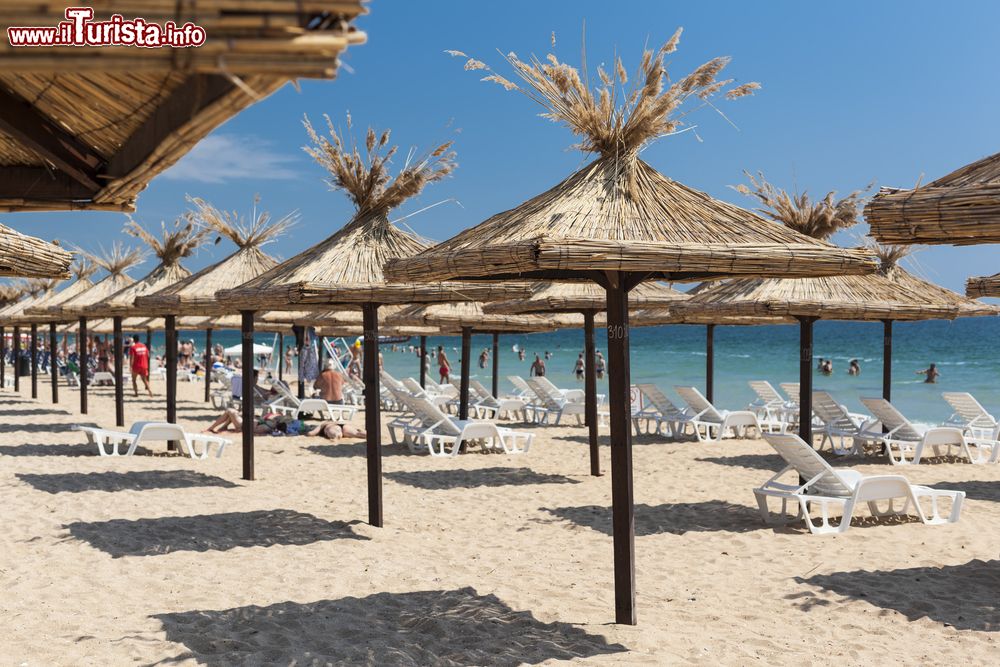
[866,151,1000,245]
[0,282,24,307]
[47,243,145,317]
[386,33,875,284]
[966,273,1000,298]
[218,116,528,308]
[872,244,998,316]
[0,2,367,212]
[484,281,686,315]
[135,196,296,316]
[385,301,568,333]
[630,306,793,327]
[87,217,209,317]
[0,277,60,324]
[0,223,73,277]
[18,258,99,322]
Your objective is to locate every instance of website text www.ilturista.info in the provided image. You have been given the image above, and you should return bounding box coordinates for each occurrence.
[7,7,206,48]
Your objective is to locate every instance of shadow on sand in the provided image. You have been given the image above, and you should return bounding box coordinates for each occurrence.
[794,559,1000,632]
[0,442,101,457]
[695,453,784,472]
[17,470,239,494]
[386,466,581,490]
[66,509,367,557]
[306,442,411,459]
[152,587,627,666]
[543,500,765,536]
[927,480,1000,503]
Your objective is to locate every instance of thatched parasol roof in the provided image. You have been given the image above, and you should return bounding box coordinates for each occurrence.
[0,3,367,212]
[46,243,144,317]
[0,224,73,277]
[17,258,98,323]
[385,35,874,284]
[630,306,793,327]
[0,277,60,324]
[966,272,1000,298]
[876,247,997,317]
[385,301,567,333]
[217,116,529,310]
[484,281,686,315]
[866,151,1000,245]
[87,216,208,317]
[135,196,295,316]
[0,282,25,308]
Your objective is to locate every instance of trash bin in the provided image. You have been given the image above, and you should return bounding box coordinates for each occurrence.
[18,356,30,376]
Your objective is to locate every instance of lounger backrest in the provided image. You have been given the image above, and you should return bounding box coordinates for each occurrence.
[779,383,800,406]
[673,386,722,423]
[508,376,531,395]
[942,392,996,426]
[134,422,187,443]
[401,377,425,395]
[526,378,564,410]
[859,397,923,441]
[749,381,784,405]
[811,391,856,430]
[763,432,854,497]
[470,379,501,407]
[635,384,685,419]
[405,394,462,435]
[380,372,407,394]
[270,379,296,403]
[425,377,443,392]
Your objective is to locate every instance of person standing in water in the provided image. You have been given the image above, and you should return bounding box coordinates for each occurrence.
[595,351,606,379]
[437,345,451,383]
[530,354,546,377]
[478,348,489,369]
[573,353,585,381]
[917,363,940,383]
[848,359,861,375]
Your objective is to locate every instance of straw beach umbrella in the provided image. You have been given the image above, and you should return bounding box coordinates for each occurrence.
[215,117,529,520]
[384,32,876,624]
[48,243,145,415]
[673,173,997,423]
[135,195,296,409]
[0,224,72,278]
[86,217,207,428]
[0,279,57,394]
[485,281,687,475]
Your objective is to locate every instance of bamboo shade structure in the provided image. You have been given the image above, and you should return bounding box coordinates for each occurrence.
[135,196,295,316]
[0,2,367,212]
[217,117,530,309]
[15,259,97,323]
[866,151,1000,245]
[484,281,686,315]
[45,244,144,317]
[0,223,72,277]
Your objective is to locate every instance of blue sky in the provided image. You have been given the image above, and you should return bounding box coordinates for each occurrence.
[7,1,1000,293]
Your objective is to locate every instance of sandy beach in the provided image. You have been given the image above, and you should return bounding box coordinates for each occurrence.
[0,375,997,666]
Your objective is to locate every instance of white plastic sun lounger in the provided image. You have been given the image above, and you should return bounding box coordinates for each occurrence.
[469,379,529,420]
[631,383,695,437]
[396,392,534,457]
[401,376,454,412]
[92,371,115,385]
[383,383,426,447]
[526,377,598,425]
[942,392,1000,440]
[811,391,877,455]
[754,432,964,534]
[268,380,357,422]
[747,381,797,433]
[75,421,229,459]
[674,386,760,443]
[859,397,1000,465]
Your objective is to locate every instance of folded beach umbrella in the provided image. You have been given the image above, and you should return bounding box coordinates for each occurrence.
[484,281,687,475]
[384,32,876,624]
[214,117,529,509]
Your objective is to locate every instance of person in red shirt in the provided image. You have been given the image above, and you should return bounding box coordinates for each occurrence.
[129,334,153,397]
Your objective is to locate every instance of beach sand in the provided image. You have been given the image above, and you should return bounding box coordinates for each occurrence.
[0,374,997,665]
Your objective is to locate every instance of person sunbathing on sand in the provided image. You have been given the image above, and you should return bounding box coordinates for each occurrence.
[307,421,366,441]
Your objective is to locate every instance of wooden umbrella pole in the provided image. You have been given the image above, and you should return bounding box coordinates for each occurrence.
[13,325,20,392]
[491,332,500,398]
[78,318,87,413]
[1,325,5,390]
[459,326,471,421]
[605,273,636,625]
[706,324,715,404]
[418,335,427,388]
[798,316,816,445]
[165,315,178,450]
[293,325,305,400]
[204,327,213,403]
[278,333,284,382]
[30,323,37,399]
[113,316,124,427]
[583,310,600,477]
[882,319,893,402]
[49,322,58,404]
[241,311,256,481]
[362,302,383,527]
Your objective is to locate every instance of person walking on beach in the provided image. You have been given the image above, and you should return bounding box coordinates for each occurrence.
[917,363,940,383]
[573,353,585,381]
[595,351,606,379]
[129,335,153,397]
[437,345,451,383]
[530,354,546,377]
[848,359,861,375]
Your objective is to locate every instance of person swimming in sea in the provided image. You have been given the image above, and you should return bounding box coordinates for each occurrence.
[848,359,860,376]
[917,363,940,383]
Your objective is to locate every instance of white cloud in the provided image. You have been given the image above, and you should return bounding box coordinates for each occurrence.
[161,134,299,184]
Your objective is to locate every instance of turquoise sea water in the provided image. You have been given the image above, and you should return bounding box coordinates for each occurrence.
[151,317,998,424]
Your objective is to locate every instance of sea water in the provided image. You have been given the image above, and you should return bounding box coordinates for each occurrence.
[152,317,997,424]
